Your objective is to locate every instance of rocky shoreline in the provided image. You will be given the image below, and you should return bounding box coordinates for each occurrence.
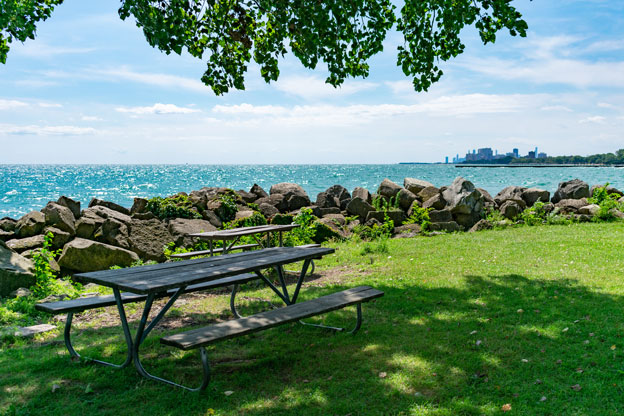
[1,177,623,297]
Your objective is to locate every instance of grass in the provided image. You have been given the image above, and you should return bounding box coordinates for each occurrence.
[2,222,624,415]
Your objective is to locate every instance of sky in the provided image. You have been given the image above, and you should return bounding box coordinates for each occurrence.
[1,0,623,164]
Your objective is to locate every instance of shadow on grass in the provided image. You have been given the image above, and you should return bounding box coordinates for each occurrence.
[3,274,624,415]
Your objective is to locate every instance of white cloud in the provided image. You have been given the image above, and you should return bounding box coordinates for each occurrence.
[2,124,97,135]
[93,68,209,93]
[14,42,96,58]
[0,99,28,110]
[116,103,201,115]
[38,102,63,108]
[579,116,607,124]
[81,115,103,121]
[540,105,573,112]
[273,76,377,100]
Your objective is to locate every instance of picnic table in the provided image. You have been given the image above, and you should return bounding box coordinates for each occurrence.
[36,246,384,391]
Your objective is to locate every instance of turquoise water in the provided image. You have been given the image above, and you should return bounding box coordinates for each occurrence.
[2,164,624,218]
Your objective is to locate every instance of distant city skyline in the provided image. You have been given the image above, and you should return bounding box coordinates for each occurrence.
[450,146,547,163]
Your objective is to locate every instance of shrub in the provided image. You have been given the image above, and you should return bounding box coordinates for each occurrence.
[215,193,238,222]
[588,183,622,222]
[372,195,399,212]
[405,205,432,231]
[519,202,548,226]
[147,194,202,220]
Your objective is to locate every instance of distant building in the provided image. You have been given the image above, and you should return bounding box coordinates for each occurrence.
[445,156,449,164]
[528,151,536,159]
[477,148,494,160]
[538,152,547,159]
[513,148,519,158]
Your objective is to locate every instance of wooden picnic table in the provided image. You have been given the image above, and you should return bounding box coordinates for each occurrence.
[72,246,335,389]
[189,223,300,254]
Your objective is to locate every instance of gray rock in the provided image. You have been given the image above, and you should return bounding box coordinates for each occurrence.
[393,223,422,238]
[88,198,131,215]
[96,218,130,249]
[499,200,522,219]
[42,202,76,235]
[352,187,372,204]
[494,186,527,207]
[74,216,100,239]
[325,185,351,202]
[322,214,346,227]
[477,188,496,208]
[417,186,440,203]
[14,324,56,338]
[58,238,139,272]
[201,210,223,228]
[0,217,17,232]
[578,204,600,216]
[128,218,173,262]
[403,178,435,195]
[551,179,590,203]
[377,178,402,199]
[0,230,14,241]
[313,219,346,243]
[43,226,72,249]
[57,196,81,219]
[15,211,46,238]
[422,194,446,210]
[365,210,405,226]
[429,209,453,223]
[0,244,35,297]
[131,197,149,214]
[168,218,216,247]
[522,188,550,207]
[441,177,484,229]
[316,191,340,209]
[555,198,589,214]
[429,221,461,233]
[82,205,132,225]
[132,212,156,221]
[397,188,418,211]
[318,207,341,216]
[234,210,255,221]
[269,183,311,212]
[250,183,269,199]
[5,235,45,253]
[468,219,493,232]
[346,197,375,220]
[9,287,32,298]
[258,203,279,219]
[237,189,258,204]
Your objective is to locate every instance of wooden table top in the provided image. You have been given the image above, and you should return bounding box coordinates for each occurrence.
[189,224,300,240]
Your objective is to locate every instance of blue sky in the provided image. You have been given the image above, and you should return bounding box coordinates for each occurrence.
[1,0,623,164]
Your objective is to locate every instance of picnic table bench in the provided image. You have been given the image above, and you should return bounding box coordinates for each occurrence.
[36,246,384,391]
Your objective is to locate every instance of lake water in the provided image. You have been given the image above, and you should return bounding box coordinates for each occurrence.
[2,164,623,218]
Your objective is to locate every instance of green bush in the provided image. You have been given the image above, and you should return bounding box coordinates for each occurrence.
[405,205,432,231]
[372,195,399,212]
[588,183,622,222]
[353,213,394,240]
[147,194,202,220]
[215,193,238,222]
[519,202,548,226]
[226,211,267,229]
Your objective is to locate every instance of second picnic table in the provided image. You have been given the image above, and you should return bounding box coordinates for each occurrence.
[189,223,300,255]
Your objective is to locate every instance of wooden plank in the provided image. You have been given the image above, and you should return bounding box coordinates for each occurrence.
[190,224,299,240]
[169,243,259,259]
[161,286,384,350]
[35,273,260,314]
[78,247,334,294]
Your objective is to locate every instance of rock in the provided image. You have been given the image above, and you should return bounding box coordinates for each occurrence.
[429,221,461,233]
[250,183,269,199]
[393,223,422,238]
[0,244,35,297]
[377,178,402,199]
[21,249,60,272]
[57,196,81,219]
[256,194,288,213]
[322,214,346,227]
[271,213,295,225]
[88,198,131,215]
[620,196,624,204]
[258,203,279,219]
[201,210,223,228]
[234,210,255,221]
[590,184,623,198]
[346,197,375,220]
[312,219,345,243]
[352,187,372,204]
[417,186,440,203]
[494,186,527,207]
[318,207,341,216]
[5,235,45,253]
[477,188,496,208]
[237,190,258,204]
[429,209,453,223]
[0,217,17,232]
[404,178,435,195]
[551,179,590,203]
[95,218,130,249]
[522,188,550,207]
[132,212,156,221]
[542,202,555,214]
[58,238,139,272]
[131,197,149,214]
[269,183,311,212]
[316,191,340,209]
[14,324,56,338]
[611,209,624,219]
[9,287,32,298]
[82,205,132,225]
[469,219,493,232]
[442,177,484,229]
[15,211,46,238]
[128,218,174,261]
[43,226,72,249]
[0,230,14,241]
[422,194,446,210]
[555,198,589,214]
[74,216,100,239]
[42,202,76,235]
[499,200,522,220]
[365,210,405,226]
[325,185,351,202]
[578,204,600,216]
[168,218,216,246]
[397,188,418,211]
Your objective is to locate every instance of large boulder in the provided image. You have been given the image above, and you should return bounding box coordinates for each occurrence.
[397,188,418,211]
[168,218,216,246]
[499,200,522,220]
[494,186,527,208]
[250,184,269,199]
[429,209,453,223]
[555,198,589,214]
[441,177,484,229]
[521,188,550,207]
[236,190,258,204]
[44,226,72,249]
[82,205,132,225]
[258,203,279,219]
[88,198,131,215]
[417,186,440,203]
[269,183,310,212]
[325,185,351,203]
[429,221,461,233]
[422,193,446,210]
[0,244,36,297]
[477,188,496,209]
[15,211,45,238]
[377,179,402,199]
[57,196,81,219]
[346,197,375,220]
[578,204,600,216]
[352,187,372,204]
[5,235,45,253]
[365,210,405,226]
[0,217,17,232]
[58,238,139,272]
[128,219,174,261]
[96,218,130,249]
[131,197,149,214]
[551,179,590,203]
[404,178,435,195]
[316,191,340,209]
[0,230,14,241]
[41,202,76,235]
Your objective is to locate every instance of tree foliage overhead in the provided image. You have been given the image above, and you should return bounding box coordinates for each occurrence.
[2,0,529,95]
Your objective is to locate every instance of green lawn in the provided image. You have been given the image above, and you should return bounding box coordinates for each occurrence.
[2,222,624,415]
